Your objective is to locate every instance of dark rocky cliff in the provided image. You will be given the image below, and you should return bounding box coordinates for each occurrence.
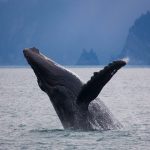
[120,11,150,65]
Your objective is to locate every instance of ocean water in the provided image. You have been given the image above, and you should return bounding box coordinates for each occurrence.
[0,67,150,150]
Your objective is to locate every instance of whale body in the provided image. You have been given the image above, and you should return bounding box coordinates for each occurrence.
[23,47,126,130]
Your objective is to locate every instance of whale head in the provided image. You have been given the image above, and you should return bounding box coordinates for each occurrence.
[23,47,83,128]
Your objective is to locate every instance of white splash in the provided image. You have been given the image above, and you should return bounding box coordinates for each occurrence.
[122,57,130,64]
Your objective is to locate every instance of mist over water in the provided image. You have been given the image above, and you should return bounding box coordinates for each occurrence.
[0,67,150,149]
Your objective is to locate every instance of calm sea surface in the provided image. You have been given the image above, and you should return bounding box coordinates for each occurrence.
[0,67,150,150]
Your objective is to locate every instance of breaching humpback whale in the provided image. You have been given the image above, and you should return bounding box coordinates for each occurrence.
[23,47,126,130]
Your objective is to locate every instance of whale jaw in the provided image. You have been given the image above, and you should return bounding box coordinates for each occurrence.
[24,48,54,92]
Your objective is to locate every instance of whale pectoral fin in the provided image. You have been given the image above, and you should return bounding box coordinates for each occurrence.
[76,60,126,108]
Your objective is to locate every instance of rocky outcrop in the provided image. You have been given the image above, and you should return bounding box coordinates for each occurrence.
[76,49,99,65]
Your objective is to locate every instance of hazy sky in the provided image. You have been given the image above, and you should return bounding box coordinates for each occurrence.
[0,0,150,63]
